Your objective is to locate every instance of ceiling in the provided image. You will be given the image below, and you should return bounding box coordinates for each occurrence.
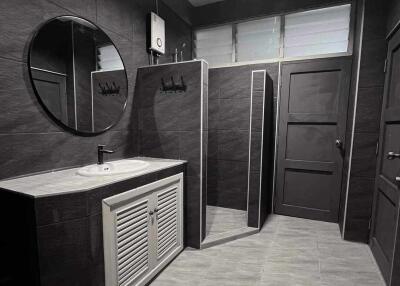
[187,0,225,7]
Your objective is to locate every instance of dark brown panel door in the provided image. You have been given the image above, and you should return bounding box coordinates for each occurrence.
[370,30,400,285]
[275,58,351,222]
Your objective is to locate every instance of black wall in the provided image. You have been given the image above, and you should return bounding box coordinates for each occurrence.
[0,0,191,181]
[207,63,278,213]
[340,0,387,242]
[387,0,400,34]
[134,61,208,248]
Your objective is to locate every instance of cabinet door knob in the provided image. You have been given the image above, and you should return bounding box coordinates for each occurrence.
[387,152,400,160]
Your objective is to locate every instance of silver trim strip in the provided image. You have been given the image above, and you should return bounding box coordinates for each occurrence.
[247,70,267,228]
[387,18,400,40]
[342,0,365,239]
[30,67,67,77]
[258,70,267,228]
[90,72,95,132]
[72,22,78,130]
[138,59,206,69]
[247,71,255,215]
[200,60,206,244]
[271,62,282,213]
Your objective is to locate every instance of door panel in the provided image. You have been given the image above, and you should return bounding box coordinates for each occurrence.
[286,125,336,162]
[283,169,334,211]
[370,29,400,286]
[31,69,68,124]
[288,71,340,114]
[388,46,400,107]
[373,190,397,261]
[275,58,351,222]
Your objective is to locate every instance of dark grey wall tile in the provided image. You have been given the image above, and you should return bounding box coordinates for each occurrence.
[250,131,262,172]
[0,130,135,180]
[347,177,375,220]
[218,98,250,130]
[215,185,247,210]
[0,88,60,133]
[350,132,379,178]
[48,0,97,22]
[35,192,88,226]
[179,130,201,177]
[386,0,400,34]
[185,175,201,248]
[251,96,264,132]
[97,0,134,40]
[354,87,383,133]
[208,99,219,130]
[358,38,386,88]
[37,217,91,286]
[217,130,249,162]
[248,171,260,227]
[139,130,180,159]
[0,0,68,62]
[0,57,27,90]
[343,217,370,243]
[208,130,218,160]
[253,72,266,91]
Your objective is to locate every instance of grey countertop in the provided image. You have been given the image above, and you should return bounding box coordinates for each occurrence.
[0,157,186,198]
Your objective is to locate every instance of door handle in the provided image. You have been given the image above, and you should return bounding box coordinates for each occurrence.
[335,139,343,149]
[335,139,345,156]
[387,152,400,160]
[149,210,155,224]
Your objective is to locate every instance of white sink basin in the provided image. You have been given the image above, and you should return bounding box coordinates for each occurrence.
[77,160,150,177]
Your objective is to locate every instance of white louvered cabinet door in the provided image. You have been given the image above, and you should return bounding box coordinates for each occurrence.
[155,184,183,261]
[103,173,183,286]
[103,196,152,286]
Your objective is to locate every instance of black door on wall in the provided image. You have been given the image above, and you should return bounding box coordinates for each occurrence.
[370,29,400,285]
[275,58,351,222]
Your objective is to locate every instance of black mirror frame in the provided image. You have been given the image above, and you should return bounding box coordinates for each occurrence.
[27,15,129,137]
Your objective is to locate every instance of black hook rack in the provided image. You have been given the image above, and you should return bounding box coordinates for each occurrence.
[160,76,187,93]
[98,81,121,96]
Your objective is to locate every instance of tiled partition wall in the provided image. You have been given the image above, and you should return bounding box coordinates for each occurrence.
[0,0,191,181]
[247,70,274,228]
[207,63,278,225]
[340,0,387,242]
[134,60,208,248]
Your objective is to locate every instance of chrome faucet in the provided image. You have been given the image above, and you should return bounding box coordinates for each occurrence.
[97,144,114,165]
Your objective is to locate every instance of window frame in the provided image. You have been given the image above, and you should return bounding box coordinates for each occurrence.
[192,1,355,68]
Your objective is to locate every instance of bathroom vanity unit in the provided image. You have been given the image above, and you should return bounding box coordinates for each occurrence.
[0,158,186,286]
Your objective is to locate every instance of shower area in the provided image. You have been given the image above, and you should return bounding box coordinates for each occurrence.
[203,64,275,246]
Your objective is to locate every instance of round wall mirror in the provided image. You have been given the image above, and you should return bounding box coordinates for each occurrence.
[28,16,128,135]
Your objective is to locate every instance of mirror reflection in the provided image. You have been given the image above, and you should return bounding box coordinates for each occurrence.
[29,16,128,134]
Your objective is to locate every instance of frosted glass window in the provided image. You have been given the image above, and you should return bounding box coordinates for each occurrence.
[195,25,233,66]
[236,17,281,62]
[284,4,351,58]
[97,45,124,71]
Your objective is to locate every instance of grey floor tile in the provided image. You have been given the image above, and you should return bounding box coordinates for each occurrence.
[151,215,384,286]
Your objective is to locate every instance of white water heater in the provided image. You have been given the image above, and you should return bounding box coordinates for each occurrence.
[148,12,165,55]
